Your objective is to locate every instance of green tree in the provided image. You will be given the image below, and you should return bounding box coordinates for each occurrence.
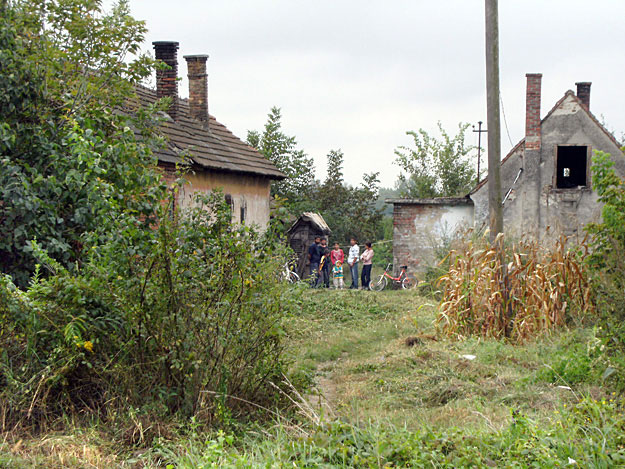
[0,0,164,286]
[315,149,384,245]
[394,122,477,198]
[247,107,316,213]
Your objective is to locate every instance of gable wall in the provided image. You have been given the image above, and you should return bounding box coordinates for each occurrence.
[471,96,624,242]
[537,96,624,241]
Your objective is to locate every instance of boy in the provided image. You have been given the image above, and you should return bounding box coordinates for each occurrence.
[347,237,360,289]
[332,260,344,289]
[308,236,321,286]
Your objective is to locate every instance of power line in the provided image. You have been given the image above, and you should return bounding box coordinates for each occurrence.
[499,94,514,148]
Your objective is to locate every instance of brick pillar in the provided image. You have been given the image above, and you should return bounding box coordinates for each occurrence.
[525,73,542,151]
[575,82,591,111]
[184,54,209,129]
[523,73,542,239]
[153,41,179,121]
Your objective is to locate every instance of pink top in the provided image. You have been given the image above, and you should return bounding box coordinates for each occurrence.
[330,248,344,265]
[360,249,374,265]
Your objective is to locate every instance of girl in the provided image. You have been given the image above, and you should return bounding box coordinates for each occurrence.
[360,242,374,289]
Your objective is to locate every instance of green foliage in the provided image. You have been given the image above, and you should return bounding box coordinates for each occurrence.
[247,111,385,244]
[316,149,384,245]
[157,397,625,468]
[0,0,164,287]
[394,122,477,198]
[0,193,297,426]
[586,149,625,391]
[246,107,316,213]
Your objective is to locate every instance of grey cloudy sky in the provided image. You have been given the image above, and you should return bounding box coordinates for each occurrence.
[117,1,625,187]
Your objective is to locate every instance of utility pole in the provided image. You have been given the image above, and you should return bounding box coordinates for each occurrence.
[485,0,503,242]
[472,121,487,186]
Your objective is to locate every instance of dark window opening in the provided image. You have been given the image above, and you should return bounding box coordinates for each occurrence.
[240,202,247,223]
[225,194,233,209]
[556,146,588,188]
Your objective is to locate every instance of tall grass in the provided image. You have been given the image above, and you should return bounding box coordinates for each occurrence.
[437,233,594,343]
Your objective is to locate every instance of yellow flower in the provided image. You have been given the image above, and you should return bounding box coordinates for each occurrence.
[84,341,94,353]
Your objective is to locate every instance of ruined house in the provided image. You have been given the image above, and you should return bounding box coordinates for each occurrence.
[389,74,625,273]
[287,212,331,278]
[143,41,285,228]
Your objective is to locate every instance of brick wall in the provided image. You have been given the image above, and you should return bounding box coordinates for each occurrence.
[184,55,209,127]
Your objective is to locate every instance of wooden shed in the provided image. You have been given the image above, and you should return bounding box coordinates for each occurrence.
[287,212,331,278]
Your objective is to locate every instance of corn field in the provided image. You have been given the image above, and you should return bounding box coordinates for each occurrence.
[437,233,594,343]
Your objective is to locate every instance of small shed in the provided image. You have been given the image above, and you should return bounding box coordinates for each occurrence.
[287,212,331,278]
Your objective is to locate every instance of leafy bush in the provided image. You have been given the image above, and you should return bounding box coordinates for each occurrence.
[0,193,297,427]
[0,0,163,287]
[437,233,594,343]
[586,149,625,390]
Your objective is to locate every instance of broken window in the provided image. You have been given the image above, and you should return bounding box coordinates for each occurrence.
[555,146,588,188]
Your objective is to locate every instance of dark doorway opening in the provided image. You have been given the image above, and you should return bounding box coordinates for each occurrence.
[556,146,588,188]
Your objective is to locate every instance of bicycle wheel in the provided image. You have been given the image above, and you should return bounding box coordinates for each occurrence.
[401,276,412,290]
[288,271,300,284]
[370,275,387,291]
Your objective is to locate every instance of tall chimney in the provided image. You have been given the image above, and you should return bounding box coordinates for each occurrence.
[525,73,542,151]
[184,54,209,128]
[576,82,591,111]
[152,41,179,121]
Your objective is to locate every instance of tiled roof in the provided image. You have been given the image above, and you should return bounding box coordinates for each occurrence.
[133,85,285,179]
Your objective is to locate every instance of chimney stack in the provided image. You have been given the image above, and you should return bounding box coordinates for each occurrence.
[184,54,209,128]
[153,41,179,121]
[525,73,542,151]
[576,82,591,111]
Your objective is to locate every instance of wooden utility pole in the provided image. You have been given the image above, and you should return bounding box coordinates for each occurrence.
[485,0,503,242]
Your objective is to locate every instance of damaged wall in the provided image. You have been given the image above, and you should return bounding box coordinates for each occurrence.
[390,198,474,274]
[471,80,625,243]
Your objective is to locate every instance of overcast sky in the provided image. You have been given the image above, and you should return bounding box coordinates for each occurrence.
[114,1,625,187]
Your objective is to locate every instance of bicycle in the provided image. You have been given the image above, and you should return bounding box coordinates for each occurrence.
[369,263,411,291]
[281,261,300,284]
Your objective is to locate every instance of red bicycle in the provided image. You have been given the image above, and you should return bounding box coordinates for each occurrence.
[369,263,411,291]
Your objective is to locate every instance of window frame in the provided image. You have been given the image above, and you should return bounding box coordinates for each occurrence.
[553,144,591,190]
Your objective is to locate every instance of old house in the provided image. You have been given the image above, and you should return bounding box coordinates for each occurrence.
[144,41,284,227]
[287,212,331,278]
[389,74,625,273]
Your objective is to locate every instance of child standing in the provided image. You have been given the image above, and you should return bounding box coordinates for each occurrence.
[332,260,344,289]
[330,242,344,266]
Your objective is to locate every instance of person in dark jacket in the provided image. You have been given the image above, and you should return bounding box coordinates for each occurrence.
[318,238,331,288]
[308,236,322,286]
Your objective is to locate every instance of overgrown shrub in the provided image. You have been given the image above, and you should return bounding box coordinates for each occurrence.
[586,149,625,390]
[0,193,297,428]
[437,233,594,343]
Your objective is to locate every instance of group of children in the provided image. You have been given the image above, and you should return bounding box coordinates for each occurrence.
[308,236,374,289]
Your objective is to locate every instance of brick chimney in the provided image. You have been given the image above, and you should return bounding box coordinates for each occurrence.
[576,82,591,111]
[152,41,179,121]
[184,54,209,128]
[525,73,542,151]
